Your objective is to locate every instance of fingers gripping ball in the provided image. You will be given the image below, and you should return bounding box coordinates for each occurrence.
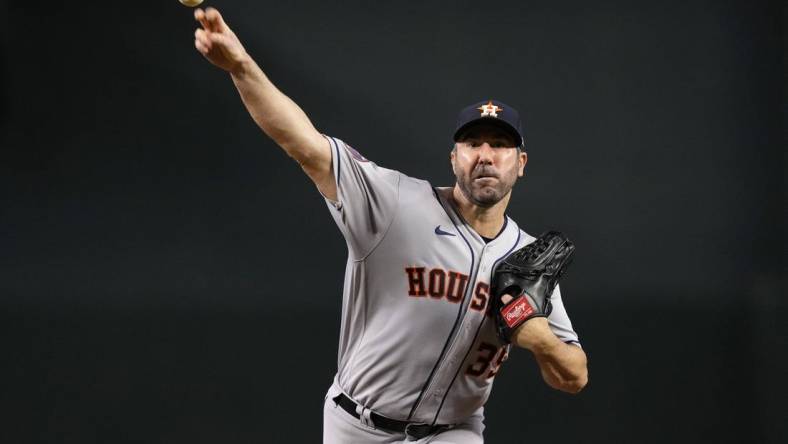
[490,231,575,343]
[180,0,204,7]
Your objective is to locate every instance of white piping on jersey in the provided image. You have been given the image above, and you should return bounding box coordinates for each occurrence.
[430,229,522,425]
[406,188,478,421]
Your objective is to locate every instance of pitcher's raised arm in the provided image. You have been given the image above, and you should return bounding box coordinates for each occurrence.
[193,7,335,199]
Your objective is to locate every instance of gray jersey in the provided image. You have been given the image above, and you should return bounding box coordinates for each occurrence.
[322,136,580,425]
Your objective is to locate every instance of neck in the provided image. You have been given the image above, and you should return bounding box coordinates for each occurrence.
[450,185,511,239]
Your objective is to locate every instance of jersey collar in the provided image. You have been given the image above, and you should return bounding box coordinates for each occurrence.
[433,187,517,248]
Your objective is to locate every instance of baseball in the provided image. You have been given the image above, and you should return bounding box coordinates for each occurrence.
[179,0,203,7]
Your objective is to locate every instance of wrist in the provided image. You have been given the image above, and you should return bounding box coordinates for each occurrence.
[512,318,560,354]
[229,54,254,78]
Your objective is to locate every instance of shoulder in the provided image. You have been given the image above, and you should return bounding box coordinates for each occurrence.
[517,227,537,246]
[328,137,371,164]
[399,174,433,192]
[329,136,412,176]
[327,136,440,197]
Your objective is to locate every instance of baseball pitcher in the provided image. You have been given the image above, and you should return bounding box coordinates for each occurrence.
[192,7,588,443]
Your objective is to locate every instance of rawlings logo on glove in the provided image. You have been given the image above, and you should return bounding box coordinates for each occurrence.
[501,296,534,327]
[489,231,575,343]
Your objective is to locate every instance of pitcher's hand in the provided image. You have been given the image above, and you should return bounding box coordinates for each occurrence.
[194,7,249,74]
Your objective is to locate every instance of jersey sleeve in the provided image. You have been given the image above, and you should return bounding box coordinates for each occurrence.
[547,284,581,347]
[322,136,401,259]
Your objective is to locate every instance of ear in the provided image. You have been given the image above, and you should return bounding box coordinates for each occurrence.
[450,146,457,169]
[517,151,527,177]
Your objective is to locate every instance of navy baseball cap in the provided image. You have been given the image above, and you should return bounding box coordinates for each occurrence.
[453,100,524,148]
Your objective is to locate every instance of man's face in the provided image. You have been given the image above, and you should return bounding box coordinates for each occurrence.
[451,124,527,208]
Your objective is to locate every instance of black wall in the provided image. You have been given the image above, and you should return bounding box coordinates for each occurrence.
[1,1,785,442]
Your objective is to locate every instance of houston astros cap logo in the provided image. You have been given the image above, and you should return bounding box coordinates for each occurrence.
[477,100,503,118]
[453,99,525,147]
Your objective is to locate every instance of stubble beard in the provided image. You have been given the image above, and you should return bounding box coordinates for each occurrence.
[455,163,519,208]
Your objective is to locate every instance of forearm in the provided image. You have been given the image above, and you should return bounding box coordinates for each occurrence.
[530,338,587,393]
[193,7,333,197]
[230,57,326,166]
[512,319,588,393]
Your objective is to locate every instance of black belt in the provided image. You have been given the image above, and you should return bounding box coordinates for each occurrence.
[331,393,451,440]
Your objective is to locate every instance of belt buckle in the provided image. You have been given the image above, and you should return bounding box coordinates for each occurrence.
[405,423,445,441]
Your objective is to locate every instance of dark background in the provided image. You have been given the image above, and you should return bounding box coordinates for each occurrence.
[1,0,785,442]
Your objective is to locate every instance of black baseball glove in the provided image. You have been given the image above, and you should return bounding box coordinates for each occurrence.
[490,230,575,343]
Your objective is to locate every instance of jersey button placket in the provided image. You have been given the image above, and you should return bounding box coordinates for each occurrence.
[480,244,492,275]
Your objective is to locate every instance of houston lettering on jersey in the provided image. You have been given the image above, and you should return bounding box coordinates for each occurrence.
[404,266,489,312]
